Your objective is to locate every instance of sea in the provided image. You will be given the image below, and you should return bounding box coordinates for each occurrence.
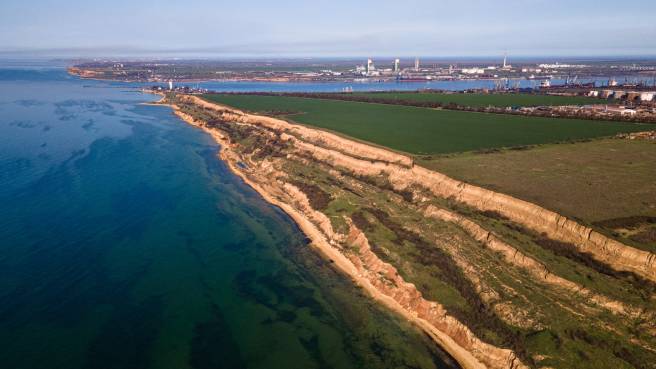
[0,61,461,369]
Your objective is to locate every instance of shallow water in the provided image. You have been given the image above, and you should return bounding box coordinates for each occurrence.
[0,64,459,369]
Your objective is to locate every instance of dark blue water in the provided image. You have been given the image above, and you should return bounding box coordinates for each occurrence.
[0,64,458,369]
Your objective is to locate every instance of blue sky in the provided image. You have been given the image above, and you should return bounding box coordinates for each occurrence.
[1,0,655,57]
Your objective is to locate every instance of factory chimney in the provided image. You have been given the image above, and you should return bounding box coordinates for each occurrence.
[366,58,374,74]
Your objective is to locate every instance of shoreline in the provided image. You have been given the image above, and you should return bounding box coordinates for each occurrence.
[159,93,655,369]
[160,98,488,369]
[180,96,655,283]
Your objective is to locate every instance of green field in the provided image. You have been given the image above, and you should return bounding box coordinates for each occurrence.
[421,139,656,251]
[346,92,601,107]
[202,94,647,154]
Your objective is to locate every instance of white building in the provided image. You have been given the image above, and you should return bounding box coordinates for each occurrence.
[394,58,400,73]
[366,58,375,74]
[501,53,512,69]
[461,68,485,75]
[606,106,636,116]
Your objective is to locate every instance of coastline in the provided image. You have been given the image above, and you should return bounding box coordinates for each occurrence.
[160,98,489,369]
[159,93,656,369]
[167,95,656,283]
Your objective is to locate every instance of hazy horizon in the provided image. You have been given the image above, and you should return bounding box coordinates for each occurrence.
[2,51,656,61]
[2,0,654,58]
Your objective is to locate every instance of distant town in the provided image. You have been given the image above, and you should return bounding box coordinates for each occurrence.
[70,57,656,122]
[68,56,656,87]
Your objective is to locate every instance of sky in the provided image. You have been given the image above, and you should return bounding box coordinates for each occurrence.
[1,0,655,58]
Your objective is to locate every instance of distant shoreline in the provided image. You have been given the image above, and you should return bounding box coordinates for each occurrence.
[66,66,593,85]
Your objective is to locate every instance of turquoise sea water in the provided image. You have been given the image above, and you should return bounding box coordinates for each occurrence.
[0,64,459,369]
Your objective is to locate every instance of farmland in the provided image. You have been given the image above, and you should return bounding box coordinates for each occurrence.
[347,91,601,107]
[421,138,656,252]
[202,94,647,155]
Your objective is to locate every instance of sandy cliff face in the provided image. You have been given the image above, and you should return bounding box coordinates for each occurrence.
[181,95,654,283]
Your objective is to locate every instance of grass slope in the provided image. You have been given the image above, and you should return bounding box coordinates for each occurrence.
[203,94,647,155]
[421,139,656,251]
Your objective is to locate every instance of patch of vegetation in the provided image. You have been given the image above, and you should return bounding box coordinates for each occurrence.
[444,198,656,304]
[322,198,353,235]
[439,200,656,368]
[422,139,656,251]
[188,106,291,159]
[479,210,508,221]
[631,228,656,244]
[563,328,651,369]
[347,172,414,203]
[351,207,534,365]
[533,236,656,298]
[290,180,332,211]
[593,216,656,230]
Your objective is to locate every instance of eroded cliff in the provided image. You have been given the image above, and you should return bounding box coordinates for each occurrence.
[165,94,656,369]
